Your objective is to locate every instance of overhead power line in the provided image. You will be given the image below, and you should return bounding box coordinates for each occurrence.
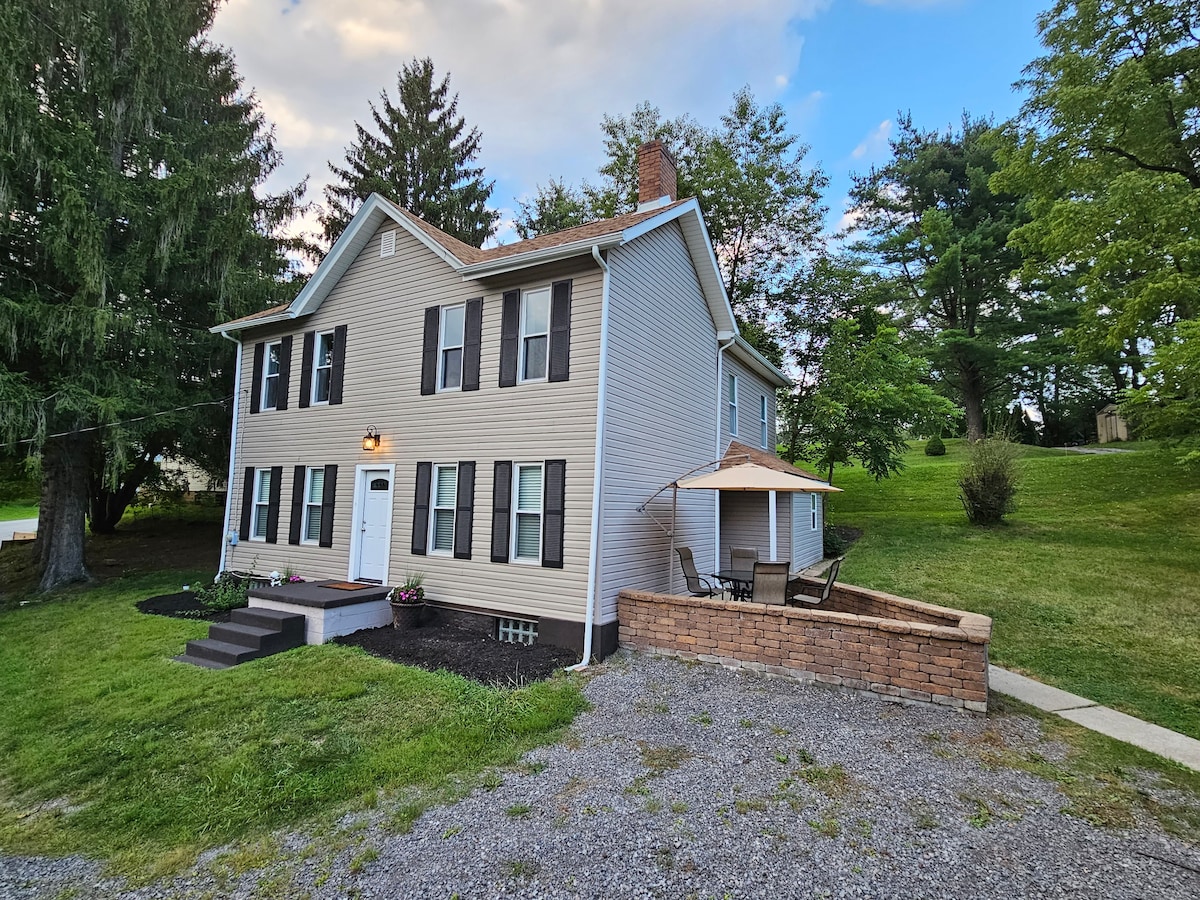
[2,397,232,449]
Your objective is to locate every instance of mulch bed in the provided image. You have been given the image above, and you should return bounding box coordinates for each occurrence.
[334,617,578,686]
[136,590,232,623]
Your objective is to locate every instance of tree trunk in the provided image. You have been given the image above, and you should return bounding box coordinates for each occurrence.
[37,435,91,591]
[961,367,987,443]
[89,454,158,533]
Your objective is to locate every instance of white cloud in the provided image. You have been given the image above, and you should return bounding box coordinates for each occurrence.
[211,0,831,223]
[851,118,891,161]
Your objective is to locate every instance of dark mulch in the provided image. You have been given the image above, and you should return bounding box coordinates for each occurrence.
[136,590,232,623]
[828,524,863,554]
[334,617,578,685]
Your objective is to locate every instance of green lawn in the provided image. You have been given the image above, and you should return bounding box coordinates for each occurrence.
[831,441,1200,739]
[0,573,586,874]
[0,503,36,521]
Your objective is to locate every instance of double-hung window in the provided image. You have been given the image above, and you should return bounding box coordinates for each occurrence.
[430,464,458,553]
[512,463,544,562]
[252,469,272,540]
[302,467,325,543]
[262,342,282,410]
[728,374,739,436]
[311,332,334,404]
[438,304,465,391]
[760,395,769,449]
[519,288,551,382]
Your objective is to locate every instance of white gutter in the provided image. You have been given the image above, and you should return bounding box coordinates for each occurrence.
[713,332,736,571]
[569,244,613,671]
[460,235,623,280]
[218,332,243,573]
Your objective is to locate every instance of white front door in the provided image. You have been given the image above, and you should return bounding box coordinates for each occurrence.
[355,469,393,582]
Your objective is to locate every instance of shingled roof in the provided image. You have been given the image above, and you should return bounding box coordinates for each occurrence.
[722,441,825,483]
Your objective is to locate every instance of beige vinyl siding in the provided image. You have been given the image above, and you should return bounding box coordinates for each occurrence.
[226,221,601,623]
[599,222,719,618]
[723,355,777,451]
[719,491,792,569]
[791,492,824,569]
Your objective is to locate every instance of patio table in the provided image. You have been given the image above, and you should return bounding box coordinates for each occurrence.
[714,568,755,601]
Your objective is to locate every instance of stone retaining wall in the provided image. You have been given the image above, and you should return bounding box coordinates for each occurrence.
[617,584,991,711]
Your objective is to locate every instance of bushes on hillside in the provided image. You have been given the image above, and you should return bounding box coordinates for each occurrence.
[959,436,1020,525]
[924,435,946,456]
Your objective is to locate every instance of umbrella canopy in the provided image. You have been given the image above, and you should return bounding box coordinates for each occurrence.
[677,462,842,493]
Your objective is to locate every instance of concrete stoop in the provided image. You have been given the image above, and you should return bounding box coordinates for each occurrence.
[175,607,306,669]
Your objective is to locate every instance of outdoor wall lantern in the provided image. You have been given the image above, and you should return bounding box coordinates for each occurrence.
[362,426,381,451]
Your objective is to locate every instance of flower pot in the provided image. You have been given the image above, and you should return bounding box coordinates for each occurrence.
[391,602,426,629]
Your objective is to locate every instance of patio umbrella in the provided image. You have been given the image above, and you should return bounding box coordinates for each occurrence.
[673,463,842,584]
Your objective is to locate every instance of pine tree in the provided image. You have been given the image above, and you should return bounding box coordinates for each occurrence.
[322,58,498,247]
[0,0,303,590]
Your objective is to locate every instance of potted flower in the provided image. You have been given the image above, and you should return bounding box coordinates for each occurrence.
[388,573,426,629]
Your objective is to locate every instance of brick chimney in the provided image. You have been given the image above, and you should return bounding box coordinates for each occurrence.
[637,140,677,211]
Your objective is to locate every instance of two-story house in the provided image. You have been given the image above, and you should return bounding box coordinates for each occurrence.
[211,141,826,663]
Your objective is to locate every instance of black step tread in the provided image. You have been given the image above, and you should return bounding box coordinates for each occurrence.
[173,654,231,670]
[231,607,307,634]
[209,622,306,651]
[185,637,268,665]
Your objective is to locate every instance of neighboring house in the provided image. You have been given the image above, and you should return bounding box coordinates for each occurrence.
[1096,403,1130,443]
[211,141,827,661]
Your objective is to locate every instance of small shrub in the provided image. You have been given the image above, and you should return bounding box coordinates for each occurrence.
[958,436,1020,525]
[195,572,249,613]
[823,523,848,557]
[924,435,946,456]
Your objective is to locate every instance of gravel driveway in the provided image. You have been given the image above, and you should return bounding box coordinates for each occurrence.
[4,651,1199,899]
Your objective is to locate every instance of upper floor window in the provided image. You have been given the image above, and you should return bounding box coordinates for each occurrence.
[512,462,544,562]
[252,469,272,540]
[262,341,282,410]
[760,395,769,449]
[728,374,739,436]
[520,288,551,382]
[438,304,465,391]
[430,464,458,553]
[303,467,325,543]
[311,332,334,404]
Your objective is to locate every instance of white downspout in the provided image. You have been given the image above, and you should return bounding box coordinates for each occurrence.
[218,332,243,574]
[714,333,736,570]
[569,244,612,670]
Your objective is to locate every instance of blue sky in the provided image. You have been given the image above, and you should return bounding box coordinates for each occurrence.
[211,0,1050,244]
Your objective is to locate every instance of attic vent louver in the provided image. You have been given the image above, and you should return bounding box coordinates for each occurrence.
[380,230,396,258]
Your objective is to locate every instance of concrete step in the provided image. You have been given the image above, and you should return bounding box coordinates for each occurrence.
[231,607,306,639]
[173,653,231,670]
[183,637,269,667]
[208,621,303,652]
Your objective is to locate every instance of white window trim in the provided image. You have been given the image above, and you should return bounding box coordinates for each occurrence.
[310,331,334,406]
[250,468,271,542]
[428,463,458,555]
[346,464,396,584]
[437,303,466,393]
[760,395,769,449]
[380,229,396,258]
[301,466,323,545]
[518,287,551,385]
[728,374,739,436]
[811,493,819,530]
[261,340,282,411]
[511,461,545,564]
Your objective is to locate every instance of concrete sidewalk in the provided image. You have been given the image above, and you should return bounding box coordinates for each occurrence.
[990,665,1200,772]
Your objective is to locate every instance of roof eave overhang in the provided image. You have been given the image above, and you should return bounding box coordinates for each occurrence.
[209,310,294,336]
[457,234,624,280]
[730,335,791,388]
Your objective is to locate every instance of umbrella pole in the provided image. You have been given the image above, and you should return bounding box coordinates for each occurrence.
[769,490,778,562]
[670,485,678,594]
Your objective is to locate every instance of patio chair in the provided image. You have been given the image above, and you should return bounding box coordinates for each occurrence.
[675,547,721,598]
[730,546,758,571]
[750,561,789,605]
[787,556,843,606]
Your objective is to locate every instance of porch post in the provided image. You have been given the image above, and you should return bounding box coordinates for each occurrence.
[768,490,778,561]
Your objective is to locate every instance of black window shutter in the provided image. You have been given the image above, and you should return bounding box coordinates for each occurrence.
[249,342,264,414]
[276,335,292,410]
[499,291,520,388]
[298,331,314,408]
[462,298,483,392]
[412,462,432,555]
[239,466,255,540]
[491,460,512,563]
[265,465,282,544]
[420,307,439,396]
[549,280,572,383]
[319,464,337,548]
[454,461,475,560]
[329,324,348,405]
[542,459,566,568]
[288,465,305,545]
